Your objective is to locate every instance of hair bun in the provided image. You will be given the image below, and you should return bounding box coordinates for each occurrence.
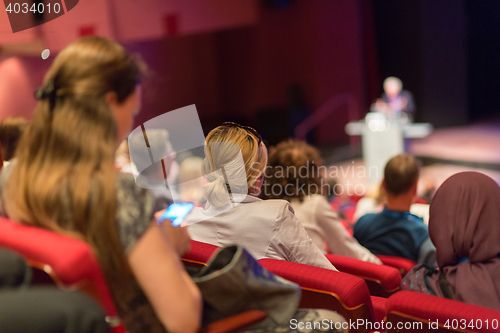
[203,175,231,207]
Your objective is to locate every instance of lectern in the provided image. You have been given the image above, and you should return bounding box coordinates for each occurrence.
[345,113,433,184]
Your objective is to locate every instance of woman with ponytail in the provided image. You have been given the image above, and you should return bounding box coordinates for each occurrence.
[0,37,201,333]
[186,123,335,270]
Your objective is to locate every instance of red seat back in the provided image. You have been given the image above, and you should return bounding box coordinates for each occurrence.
[386,291,500,333]
[183,240,219,269]
[376,255,416,277]
[326,254,401,297]
[0,218,125,333]
[259,258,375,333]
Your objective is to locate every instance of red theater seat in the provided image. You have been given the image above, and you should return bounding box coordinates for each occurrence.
[370,296,388,322]
[376,255,416,277]
[0,218,125,333]
[259,258,379,333]
[182,240,219,269]
[325,254,401,297]
[0,221,267,333]
[386,291,500,333]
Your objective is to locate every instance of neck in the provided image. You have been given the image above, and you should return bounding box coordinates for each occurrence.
[385,194,413,212]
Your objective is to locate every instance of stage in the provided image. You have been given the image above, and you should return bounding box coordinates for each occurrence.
[327,123,500,195]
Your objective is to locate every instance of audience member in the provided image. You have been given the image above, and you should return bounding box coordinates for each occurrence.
[0,116,27,163]
[402,172,500,310]
[0,37,202,333]
[353,154,437,266]
[178,156,206,206]
[261,139,381,264]
[128,129,178,211]
[354,183,430,224]
[186,124,336,270]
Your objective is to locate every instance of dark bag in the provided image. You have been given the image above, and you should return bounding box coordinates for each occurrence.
[0,248,32,289]
[191,245,301,329]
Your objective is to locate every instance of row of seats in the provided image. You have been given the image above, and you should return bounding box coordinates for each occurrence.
[0,218,267,333]
[3,216,500,333]
[184,240,500,333]
[184,240,411,298]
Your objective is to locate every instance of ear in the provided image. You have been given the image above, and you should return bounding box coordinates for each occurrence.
[250,173,264,195]
[105,91,119,110]
[381,179,387,192]
[411,181,418,196]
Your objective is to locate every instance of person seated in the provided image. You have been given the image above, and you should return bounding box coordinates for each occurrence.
[260,139,382,264]
[186,124,336,270]
[402,172,500,310]
[353,154,437,266]
[0,116,27,165]
[373,76,415,123]
[0,37,202,333]
[0,37,346,333]
[177,156,206,206]
[128,129,178,212]
[353,183,430,225]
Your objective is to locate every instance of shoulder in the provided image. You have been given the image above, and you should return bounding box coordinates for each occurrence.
[407,215,428,232]
[355,213,379,227]
[115,173,156,210]
[115,172,156,253]
[252,198,295,215]
[353,213,380,235]
[307,194,330,206]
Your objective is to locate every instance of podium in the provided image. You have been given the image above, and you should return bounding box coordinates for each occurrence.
[345,113,433,184]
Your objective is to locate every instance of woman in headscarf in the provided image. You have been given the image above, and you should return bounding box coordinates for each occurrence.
[402,172,500,310]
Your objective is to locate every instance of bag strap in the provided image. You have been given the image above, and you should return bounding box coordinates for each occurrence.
[438,272,453,299]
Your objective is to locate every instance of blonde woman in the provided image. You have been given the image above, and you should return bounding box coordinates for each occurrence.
[0,37,201,333]
[186,123,336,270]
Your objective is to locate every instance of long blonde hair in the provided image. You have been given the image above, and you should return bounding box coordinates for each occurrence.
[202,126,267,207]
[4,36,141,303]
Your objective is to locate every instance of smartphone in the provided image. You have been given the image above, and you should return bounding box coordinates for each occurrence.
[157,202,195,227]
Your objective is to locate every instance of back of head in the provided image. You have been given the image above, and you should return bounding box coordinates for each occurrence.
[261,139,324,202]
[430,172,500,266]
[0,116,27,161]
[202,125,267,207]
[384,154,420,197]
[383,76,403,96]
[429,171,500,310]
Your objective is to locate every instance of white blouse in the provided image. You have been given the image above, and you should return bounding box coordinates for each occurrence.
[290,195,382,264]
[186,195,336,271]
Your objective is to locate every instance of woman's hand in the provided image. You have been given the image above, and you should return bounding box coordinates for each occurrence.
[154,209,191,256]
[129,222,202,333]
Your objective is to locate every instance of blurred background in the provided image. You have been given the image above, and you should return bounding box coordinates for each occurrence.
[1,0,499,189]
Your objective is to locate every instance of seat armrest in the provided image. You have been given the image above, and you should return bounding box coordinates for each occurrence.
[200,310,267,333]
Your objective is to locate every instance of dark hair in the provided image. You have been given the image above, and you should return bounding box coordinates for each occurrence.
[261,139,324,202]
[0,116,28,161]
[384,154,420,196]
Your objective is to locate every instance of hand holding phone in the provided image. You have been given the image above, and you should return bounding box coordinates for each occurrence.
[157,202,195,227]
